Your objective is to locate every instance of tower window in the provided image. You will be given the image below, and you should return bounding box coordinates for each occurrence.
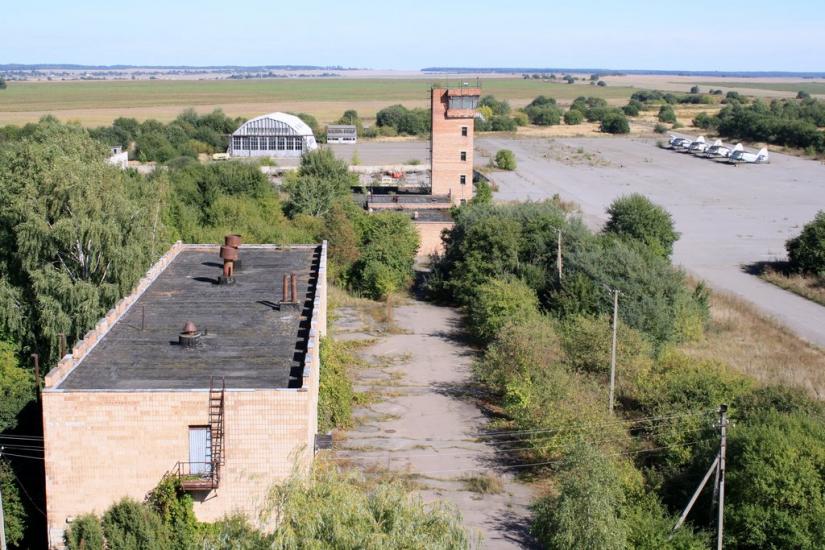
[460,151,467,161]
[461,126,468,137]
[460,175,467,185]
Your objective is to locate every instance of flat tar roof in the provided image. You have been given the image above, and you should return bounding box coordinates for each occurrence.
[57,246,320,391]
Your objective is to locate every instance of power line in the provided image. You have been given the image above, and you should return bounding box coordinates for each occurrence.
[331,425,715,462]
[386,438,716,476]
[5,464,46,518]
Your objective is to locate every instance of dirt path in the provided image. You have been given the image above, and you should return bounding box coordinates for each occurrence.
[333,299,536,549]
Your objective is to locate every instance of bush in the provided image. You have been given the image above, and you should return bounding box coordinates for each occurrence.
[350,212,419,299]
[0,460,25,546]
[318,337,355,431]
[600,112,630,134]
[532,444,628,550]
[786,210,825,275]
[560,315,652,385]
[622,102,641,117]
[658,105,677,124]
[723,409,825,548]
[489,115,518,132]
[475,315,562,393]
[597,80,607,87]
[527,106,562,126]
[479,95,511,116]
[102,498,168,549]
[512,110,529,126]
[466,275,540,342]
[268,467,469,548]
[604,194,680,258]
[564,109,584,125]
[690,85,700,94]
[798,90,812,100]
[692,111,715,129]
[494,149,517,170]
[653,123,668,134]
[65,514,105,550]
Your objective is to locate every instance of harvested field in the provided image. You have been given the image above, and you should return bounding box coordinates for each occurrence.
[0,78,637,126]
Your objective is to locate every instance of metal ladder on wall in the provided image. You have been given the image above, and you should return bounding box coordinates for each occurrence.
[208,376,226,485]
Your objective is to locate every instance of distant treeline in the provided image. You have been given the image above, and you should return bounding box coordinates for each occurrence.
[694,96,825,152]
[422,67,825,78]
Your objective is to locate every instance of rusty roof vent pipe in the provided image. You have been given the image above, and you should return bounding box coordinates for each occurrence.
[218,244,238,285]
[280,272,300,309]
[224,234,243,271]
[179,321,202,349]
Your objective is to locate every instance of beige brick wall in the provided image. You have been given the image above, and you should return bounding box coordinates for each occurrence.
[43,389,314,546]
[430,88,477,205]
[414,221,453,257]
[42,242,328,548]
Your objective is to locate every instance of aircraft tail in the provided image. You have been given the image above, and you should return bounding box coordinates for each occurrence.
[757,147,769,161]
[696,136,705,143]
[712,139,722,146]
[733,143,744,152]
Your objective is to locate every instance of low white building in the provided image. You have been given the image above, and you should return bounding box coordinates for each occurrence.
[106,146,129,170]
[229,112,318,158]
[326,125,357,144]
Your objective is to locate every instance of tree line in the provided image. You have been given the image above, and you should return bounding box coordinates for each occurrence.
[427,194,825,548]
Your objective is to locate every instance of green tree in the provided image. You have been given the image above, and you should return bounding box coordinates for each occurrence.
[102,498,169,550]
[786,210,825,275]
[494,149,517,170]
[465,275,540,342]
[797,90,812,100]
[0,459,26,546]
[690,85,701,94]
[0,341,34,431]
[532,444,627,550]
[724,410,825,549]
[283,149,357,217]
[0,119,160,364]
[604,194,680,258]
[65,514,105,550]
[0,77,6,90]
[350,212,419,299]
[564,109,584,125]
[658,105,678,124]
[336,109,364,135]
[600,112,630,134]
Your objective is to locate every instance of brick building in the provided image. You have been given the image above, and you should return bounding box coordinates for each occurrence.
[430,86,480,206]
[365,85,480,256]
[41,240,327,547]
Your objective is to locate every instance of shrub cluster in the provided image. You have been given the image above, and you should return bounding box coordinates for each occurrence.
[89,109,244,163]
[433,194,825,547]
[524,96,562,126]
[786,210,825,275]
[374,104,431,136]
[494,148,517,170]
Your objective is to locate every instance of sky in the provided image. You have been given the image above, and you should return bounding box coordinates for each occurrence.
[3,0,824,72]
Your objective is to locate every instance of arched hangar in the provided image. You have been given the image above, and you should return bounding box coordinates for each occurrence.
[229,112,318,158]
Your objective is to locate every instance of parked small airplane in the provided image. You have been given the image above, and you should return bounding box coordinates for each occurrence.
[688,136,708,154]
[668,135,692,150]
[704,140,736,158]
[728,146,769,165]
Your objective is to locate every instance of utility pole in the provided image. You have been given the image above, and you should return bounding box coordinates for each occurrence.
[670,403,728,547]
[717,404,728,550]
[0,450,6,550]
[608,289,619,414]
[556,229,563,279]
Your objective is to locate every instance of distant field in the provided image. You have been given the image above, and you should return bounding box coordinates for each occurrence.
[694,81,825,95]
[0,78,637,126]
